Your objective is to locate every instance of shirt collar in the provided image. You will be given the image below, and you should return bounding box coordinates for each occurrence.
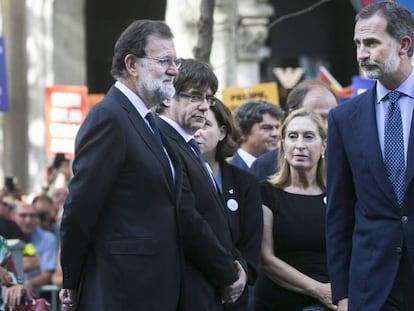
[237,148,257,168]
[376,65,414,103]
[114,81,150,118]
[158,115,194,143]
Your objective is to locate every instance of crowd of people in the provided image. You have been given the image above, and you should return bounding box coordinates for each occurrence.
[0,1,413,311]
[0,156,68,309]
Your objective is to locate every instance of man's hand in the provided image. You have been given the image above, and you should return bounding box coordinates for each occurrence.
[60,288,78,311]
[0,267,11,286]
[337,298,348,311]
[220,261,247,304]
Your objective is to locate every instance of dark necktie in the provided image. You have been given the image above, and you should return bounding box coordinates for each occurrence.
[188,139,221,193]
[188,139,208,171]
[145,112,163,146]
[384,90,405,207]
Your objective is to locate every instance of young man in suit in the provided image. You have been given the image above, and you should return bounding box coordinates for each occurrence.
[229,101,284,171]
[59,21,239,311]
[326,2,414,310]
[155,59,246,310]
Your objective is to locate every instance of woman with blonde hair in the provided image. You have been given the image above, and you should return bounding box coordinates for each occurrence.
[254,108,336,310]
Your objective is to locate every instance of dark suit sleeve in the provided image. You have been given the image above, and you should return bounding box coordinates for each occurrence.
[326,110,356,303]
[178,172,238,286]
[236,174,263,284]
[60,105,124,289]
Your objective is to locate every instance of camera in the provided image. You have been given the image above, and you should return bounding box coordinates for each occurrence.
[52,153,67,169]
[5,176,16,192]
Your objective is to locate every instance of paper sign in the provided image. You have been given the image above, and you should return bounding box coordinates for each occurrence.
[221,82,279,111]
[45,85,89,158]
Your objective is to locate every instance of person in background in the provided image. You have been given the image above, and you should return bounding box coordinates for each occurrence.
[255,108,335,310]
[326,2,414,310]
[12,202,57,288]
[229,101,285,171]
[194,98,263,310]
[32,194,59,238]
[0,235,24,309]
[250,80,338,181]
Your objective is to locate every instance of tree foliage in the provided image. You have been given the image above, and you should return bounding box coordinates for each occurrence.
[193,0,215,63]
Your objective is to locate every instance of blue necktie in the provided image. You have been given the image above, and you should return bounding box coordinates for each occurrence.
[384,90,405,207]
[145,113,163,146]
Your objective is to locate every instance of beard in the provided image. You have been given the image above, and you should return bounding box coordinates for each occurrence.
[359,42,400,80]
[136,64,176,108]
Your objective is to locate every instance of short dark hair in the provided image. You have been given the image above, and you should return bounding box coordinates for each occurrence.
[356,1,414,57]
[174,59,218,95]
[286,80,339,111]
[234,101,285,137]
[209,99,240,162]
[155,58,218,114]
[110,20,174,79]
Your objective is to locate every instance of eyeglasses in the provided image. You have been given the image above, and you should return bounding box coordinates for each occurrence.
[143,56,182,69]
[178,92,216,106]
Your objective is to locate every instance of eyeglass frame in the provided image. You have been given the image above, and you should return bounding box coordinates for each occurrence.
[178,92,217,107]
[142,55,182,69]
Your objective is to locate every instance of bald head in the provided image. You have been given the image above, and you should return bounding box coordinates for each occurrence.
[287,80,338,128]
[302,86,338,128]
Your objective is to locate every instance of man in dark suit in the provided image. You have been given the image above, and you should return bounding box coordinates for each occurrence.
[155,59,246,310]
[326,2,414,310]
[229,101,284,171]
[59,21,239,311]
[250,80,338,181]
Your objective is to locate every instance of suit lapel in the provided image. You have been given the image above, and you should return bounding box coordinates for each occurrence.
[107,87,175,190]
[349,87,397,207]
[157,117,224,203]
[404,107,414,196]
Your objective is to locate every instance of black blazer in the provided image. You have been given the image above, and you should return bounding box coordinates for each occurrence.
[157,116,243,311]
[60,86,183,311]
[221,162,263,284]
[249,149,278,181]
[221,162,263,311]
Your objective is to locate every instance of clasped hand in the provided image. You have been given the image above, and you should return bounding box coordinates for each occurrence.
[220,261,247,304]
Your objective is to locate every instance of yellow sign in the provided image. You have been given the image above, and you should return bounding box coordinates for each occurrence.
[221,82,279,111]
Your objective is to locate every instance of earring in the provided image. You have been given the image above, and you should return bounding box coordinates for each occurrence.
[321,154,325,159]
[284,155,287,160]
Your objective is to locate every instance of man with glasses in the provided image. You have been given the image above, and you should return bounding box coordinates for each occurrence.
[155,58,247,310]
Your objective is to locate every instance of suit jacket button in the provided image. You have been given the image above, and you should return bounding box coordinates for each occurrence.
[395,247,403,254]
[401,216,408,224]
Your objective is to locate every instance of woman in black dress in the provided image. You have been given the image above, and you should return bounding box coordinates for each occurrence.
[194,99,263,311]
[254,108,336,311]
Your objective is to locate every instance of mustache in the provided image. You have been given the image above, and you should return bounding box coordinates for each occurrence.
[359,60,378,67]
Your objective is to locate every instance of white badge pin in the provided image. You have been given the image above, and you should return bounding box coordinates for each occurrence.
[229,189,234,194]
[227,199,238,211]
[323,196,327,205]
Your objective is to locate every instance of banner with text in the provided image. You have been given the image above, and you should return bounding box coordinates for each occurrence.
[45,85,89,158]
[222,82,279,111]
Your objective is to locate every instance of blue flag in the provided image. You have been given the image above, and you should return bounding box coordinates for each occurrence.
[0,37,8,112]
